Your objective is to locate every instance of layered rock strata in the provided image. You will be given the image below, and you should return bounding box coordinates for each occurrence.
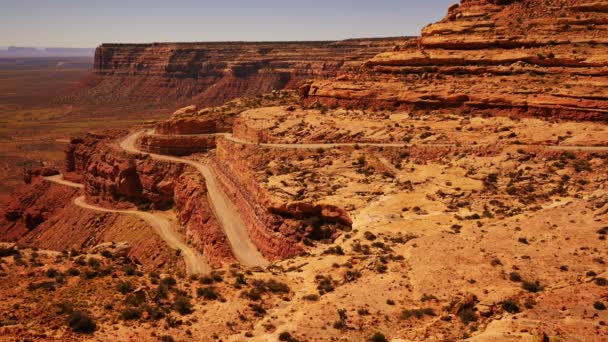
[212,138,352,260]
[303,0,608,120]
[73,39,407,107]
[174,172,235,266]
[137,133,220,156]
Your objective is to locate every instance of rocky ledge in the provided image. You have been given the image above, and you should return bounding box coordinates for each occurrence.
[303,0,608,120]
[71,38,407,107]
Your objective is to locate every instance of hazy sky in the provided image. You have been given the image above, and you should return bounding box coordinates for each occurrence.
[0,0,456,47]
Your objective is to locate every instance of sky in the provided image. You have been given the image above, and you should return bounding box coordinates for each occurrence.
[0,0,456,48]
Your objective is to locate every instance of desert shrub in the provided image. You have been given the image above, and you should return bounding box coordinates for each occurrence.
[363,231,377,241]
[264,279,290,293]
[67,311,96,334]
[0,246,19,258]
[143,304,165,320]
[46,268,59,278]
[197,287,219,300]
[595,277,607,286]
[124,264,137,276]
[160,336,175,342]
[242,288,262,301]
[120,307,142,320]
[249,303,266,316]
[66,267,80,276]
[278,331,299,342]
[315,275,334,295]
[55,301,74,315]
[368,332,388,342]
[324,246,344,255]
[302,294,319,301]
[357,308,370,315]
[509,272,522,282]
[87,258,100,269]
[199,276,215,284]
[160,276,177,287]
[524,297,537,309]
[401,308,435,320]
[522,281,542,293]
[100,250,113,259]
[27,281,55,292]
[343,270,361,283]
[458,308,477,325]
[124,292,147,307]
[502,300,520,314]
[74,256,86,266]
[594,302,607,310]
[117,281,134,294]
[173,296,193,315]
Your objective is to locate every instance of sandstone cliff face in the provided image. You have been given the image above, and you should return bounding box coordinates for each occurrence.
[64,131,125,183]
[174,172,235,266]
[212,138,351,260]
[304,0,608,120]
[83,146,185,209]
[74,39,406,107]
[137,134,219,156]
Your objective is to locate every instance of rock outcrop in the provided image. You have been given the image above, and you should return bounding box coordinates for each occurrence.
[71,39,407,108]
[137,133,220,156]
[303,0,608,120]
[212,138,351,260]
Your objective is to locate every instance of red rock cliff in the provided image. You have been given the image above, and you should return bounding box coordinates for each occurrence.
[72,39,407,107]
[304,0,608,120]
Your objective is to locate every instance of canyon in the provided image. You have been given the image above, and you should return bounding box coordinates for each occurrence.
[0,0,607,341]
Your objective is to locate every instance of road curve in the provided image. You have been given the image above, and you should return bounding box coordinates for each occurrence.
[45,174,84,188]
[45,175,210,275]
[120,131,268,268]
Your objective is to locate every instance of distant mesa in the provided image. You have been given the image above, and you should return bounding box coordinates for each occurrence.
[0,46,95,58]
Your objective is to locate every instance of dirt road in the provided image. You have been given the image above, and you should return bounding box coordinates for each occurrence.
[143,130,608,152]
[45,175,210,275]
[120,131,268,267]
